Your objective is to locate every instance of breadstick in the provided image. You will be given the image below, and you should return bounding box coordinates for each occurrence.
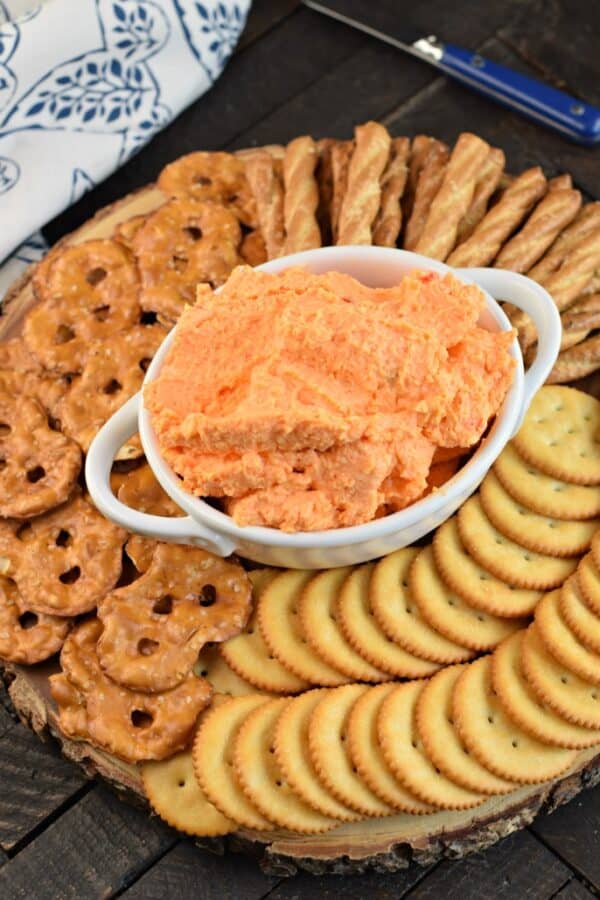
[414,132,490,260]
[337,121,391,245]
[528,203,600,281]
[282,135,321,254]
[235,145,285,160]
[402,135,438,224]
[446,167,547,267]
[548,174,573,191]
[547,334,600,384]
[494,187,582,273]
[403,141,449,250]
[372,136,410,247]
[316,138,335,245]
[244,151,285,260]
[456,147,505,242]
[561,293,600,332]
[330,140,353,243]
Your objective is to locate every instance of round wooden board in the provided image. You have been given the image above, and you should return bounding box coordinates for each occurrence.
[2,181,600,877]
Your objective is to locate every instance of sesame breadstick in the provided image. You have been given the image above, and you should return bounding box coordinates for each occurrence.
[548,174,573,191]
[372,137,410,247]
[402,135,437,225]
[337,121,391,245]
[330,140,353,243]
[316,138,335,245]
[244,150,285,260]
[446,166,547,268]
[456,148,505,243]
[403,141,449,251]
[414,132,491,260]
[282,135,321,254]
[528,203,600,281]
[561,293,600,333]
[547,334,600,384]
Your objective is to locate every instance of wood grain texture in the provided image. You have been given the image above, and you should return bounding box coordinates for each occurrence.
[552,879,597,900]
[263,862,430,899]
[530,784,600,889]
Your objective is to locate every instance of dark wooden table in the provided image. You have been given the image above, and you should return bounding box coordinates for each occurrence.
[1,1,600,897]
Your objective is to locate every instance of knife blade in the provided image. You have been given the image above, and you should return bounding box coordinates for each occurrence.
[303,0,600,145]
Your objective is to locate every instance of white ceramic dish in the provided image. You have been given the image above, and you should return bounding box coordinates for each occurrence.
[85,246,561,568]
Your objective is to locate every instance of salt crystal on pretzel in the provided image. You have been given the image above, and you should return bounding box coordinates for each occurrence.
[447,167,547,268]
[97,543,252,692]
[244,151,285,260]
[0,577,71,664]
[0,391,81,519]
[403,139,449,251]
[337,122,391,245]
[282,135,321,254]
[414,132,491,261]
[528,203,600,282]
[372,136,410,247]
[329,140,353,243]
[456,148,505,243]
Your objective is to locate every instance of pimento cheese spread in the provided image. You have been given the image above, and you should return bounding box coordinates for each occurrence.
[145,266,514,531]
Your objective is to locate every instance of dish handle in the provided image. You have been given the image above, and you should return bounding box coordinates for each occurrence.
[455,267,561,434]
[85,393,237,557]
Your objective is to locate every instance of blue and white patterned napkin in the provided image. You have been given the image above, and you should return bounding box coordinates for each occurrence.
[0,0,250,297]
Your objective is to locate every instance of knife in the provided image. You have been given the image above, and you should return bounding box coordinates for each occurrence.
[303,0,600,145]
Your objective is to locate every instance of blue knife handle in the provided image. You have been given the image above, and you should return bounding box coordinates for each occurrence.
[440,43,600,145]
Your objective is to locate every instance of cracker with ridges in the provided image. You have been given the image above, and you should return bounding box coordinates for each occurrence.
[299,567,391,682]
[560,575,600,654]
[536,589,600,684]
[410,545,526,651]
[370,548,474,664]
[453,654,577,783]
[274,689,361,821]
[258,570,348,687]
[521,623,600,729]
[142,751,236,837]
[480,470,599,557]
[591,528,600,571]
[433,518,541,617]
[458,495,578,590]
[416,665,515,795]
[378,681,484,810]
[577,552,600,616]
[347,683,436,814]
[491,630,600,749]
[195,646,273,698]
[337,565,439,678]
[234,698,337,833]
[192,694,274,830]
[308,683,394,817]
[513,386,600,485]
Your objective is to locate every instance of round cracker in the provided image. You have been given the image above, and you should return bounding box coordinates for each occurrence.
[494,443,600,520]
[513,386,600,485]
[192,694,274,830]
[592,530,600,571]
[141,751,235,836]
[416,665,514,795]
[234,697,337,834]
[522,623,600,729]
[370,549,474,664]
[536,589,600,684]
[195,646,273,698]
[336,565,439,678]
[378,681,484,810]
[433,517,542,617]
[410,545,526,651]
[576,552,600,617]
[560,575,600,654]
[491,630,600,749]
[480,470,599,557]
[257,571,348,687]
[346,683,435,814]
[299,567,390,682]
[308,683,394,817]
[458,496,578,590]
[453,655,577,783]
[273,689,361,822]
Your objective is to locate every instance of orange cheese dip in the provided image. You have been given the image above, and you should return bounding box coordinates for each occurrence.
[145,266,515,532]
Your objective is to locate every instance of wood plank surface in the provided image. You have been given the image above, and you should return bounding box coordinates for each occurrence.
[530,784,600,889]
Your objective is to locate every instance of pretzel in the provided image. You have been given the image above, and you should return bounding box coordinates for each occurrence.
[282,136,321,254]
[158,151,258,227]
[125,534,157,574]
[0,576,71,664]
[414,133,490,260]
[447,167,547,267]
[116,462,182,517]
[97,543,252,692]
[1,492,126,616]
[114,213,150,250]
[244,151,285,259]
[0,337,42,373]
[58,324,167,451]
[337,121,391,245]
[372,136,410,247]
[133,197,241,323]
[528,203,600,282]
[329,140,353,243]
[48,673,89,741]
[0,368,70,429]
[456,148,505,242]
[0,391,81,519]
[403,139,449,250]
[239,229,267,267]
[25,240,141,373]
[547,333,600,384]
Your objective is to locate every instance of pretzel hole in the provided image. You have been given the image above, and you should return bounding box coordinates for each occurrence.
[0,458,5,471]
[92,304,110,322]
[138,638,159,656]
[86,267,107,286]
[47,415,62,432]
[184,226,203,241]
[226,194,238,204]
[59,566,81,584]
[55,324,75,344]
[18,612,38,630]
[139,357,151,373]
[0,422,10,435]
[27,466,46,483]
[56,529,71,547]
[131,709,153,728]
[199,584,217,607]
[140,311,158,325]
[16,523,32,541]
[103,379,122,395]
[194,176,211,186]
[153,594,174,615]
